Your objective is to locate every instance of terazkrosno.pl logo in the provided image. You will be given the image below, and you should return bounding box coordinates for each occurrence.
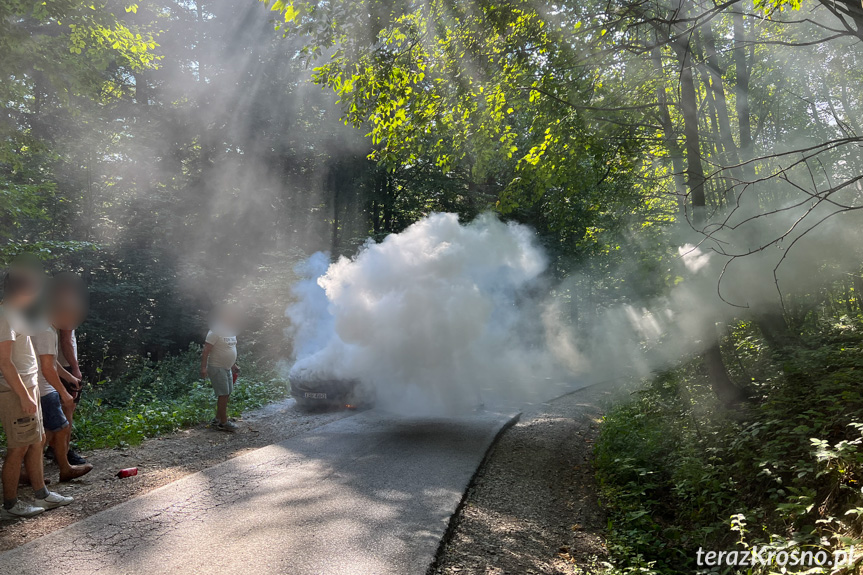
[695,546,855,569]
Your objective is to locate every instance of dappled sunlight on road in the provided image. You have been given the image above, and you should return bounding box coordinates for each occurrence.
[0,410,518,575]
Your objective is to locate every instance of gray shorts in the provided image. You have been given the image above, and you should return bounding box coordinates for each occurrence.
[207,366,233,397]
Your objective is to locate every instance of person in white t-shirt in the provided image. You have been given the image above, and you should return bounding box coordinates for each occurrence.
[0,263,74,518]
[200,304,240,432]
[32,320,92,481]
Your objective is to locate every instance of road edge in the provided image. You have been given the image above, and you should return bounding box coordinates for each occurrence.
[424,378,621,575]
[425,409,522,575]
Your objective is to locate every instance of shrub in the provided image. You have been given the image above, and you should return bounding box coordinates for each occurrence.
[0,345,290,451]
[595,320,863,574]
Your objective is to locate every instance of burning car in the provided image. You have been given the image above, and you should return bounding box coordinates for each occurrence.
[290,371,375,410]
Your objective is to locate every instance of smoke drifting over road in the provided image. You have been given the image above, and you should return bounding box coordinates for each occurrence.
[285,191,863,415]
[285,212,584,414]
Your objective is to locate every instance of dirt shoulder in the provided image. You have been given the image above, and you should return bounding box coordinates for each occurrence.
[430,384,622,575]
[0,399,352,552]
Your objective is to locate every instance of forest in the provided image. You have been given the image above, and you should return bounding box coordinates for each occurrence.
[2,0,863,572]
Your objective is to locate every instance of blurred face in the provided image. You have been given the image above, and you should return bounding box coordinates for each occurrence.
[3,254,47,310]
[52,297,86,330]
[49,273,88,330]
[212,303,243,333]
[3,269,43,309]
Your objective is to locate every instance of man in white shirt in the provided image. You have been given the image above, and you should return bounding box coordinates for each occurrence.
[200,304,240,432]
[32,324,92,481]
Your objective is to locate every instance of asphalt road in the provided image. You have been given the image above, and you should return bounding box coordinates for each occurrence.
[0,409,520,575]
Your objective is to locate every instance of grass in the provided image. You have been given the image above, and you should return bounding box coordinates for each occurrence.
[1,344,290,451]
[594,319,863,574]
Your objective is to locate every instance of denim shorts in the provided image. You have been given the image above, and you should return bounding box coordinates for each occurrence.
[207,366,233,397]
[40,391,69,433]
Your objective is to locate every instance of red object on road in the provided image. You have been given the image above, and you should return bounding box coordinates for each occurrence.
[117,467,138,478]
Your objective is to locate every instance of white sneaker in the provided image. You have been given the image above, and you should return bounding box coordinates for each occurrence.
[2,500,46,518]
[34,491,73,510]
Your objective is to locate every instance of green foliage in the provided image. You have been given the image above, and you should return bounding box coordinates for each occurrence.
[595,321,863,573]
[264,0,656,258]
[0,0,160,198]
[37,345,287,451]
[2,0,377,379]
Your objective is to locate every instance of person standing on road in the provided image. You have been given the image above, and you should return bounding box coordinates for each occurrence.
[201,304,240,433]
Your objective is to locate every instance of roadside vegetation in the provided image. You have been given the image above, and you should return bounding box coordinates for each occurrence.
[596,301,863,574]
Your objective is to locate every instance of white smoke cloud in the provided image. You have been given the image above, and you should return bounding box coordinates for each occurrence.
[284,195,863,416]
[285,212,578,415]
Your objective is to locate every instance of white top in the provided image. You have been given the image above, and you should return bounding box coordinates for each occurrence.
[205,329,237,369]
[32,326,60,397]
[0,307,38,390]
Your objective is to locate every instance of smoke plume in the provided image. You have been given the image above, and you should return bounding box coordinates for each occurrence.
[285,212,588,414]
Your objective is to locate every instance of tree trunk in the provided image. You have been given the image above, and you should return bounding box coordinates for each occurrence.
[678,40,708,223]
[701,24,742,205]
[756,302,792,350]
[678,33,744,405]
[732,11,754,182]
[694,60,730,208]
[701,25,740,166]
[135,70,149,107]
[838,76,862,135]
[650,45,687,209]
[330,165,341,255]
[371,177,381,235]
[197,1,207,83]
[703,332,745,405]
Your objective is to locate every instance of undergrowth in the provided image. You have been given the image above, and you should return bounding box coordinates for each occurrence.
[595,319,863,574]
[1,344,289,451]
